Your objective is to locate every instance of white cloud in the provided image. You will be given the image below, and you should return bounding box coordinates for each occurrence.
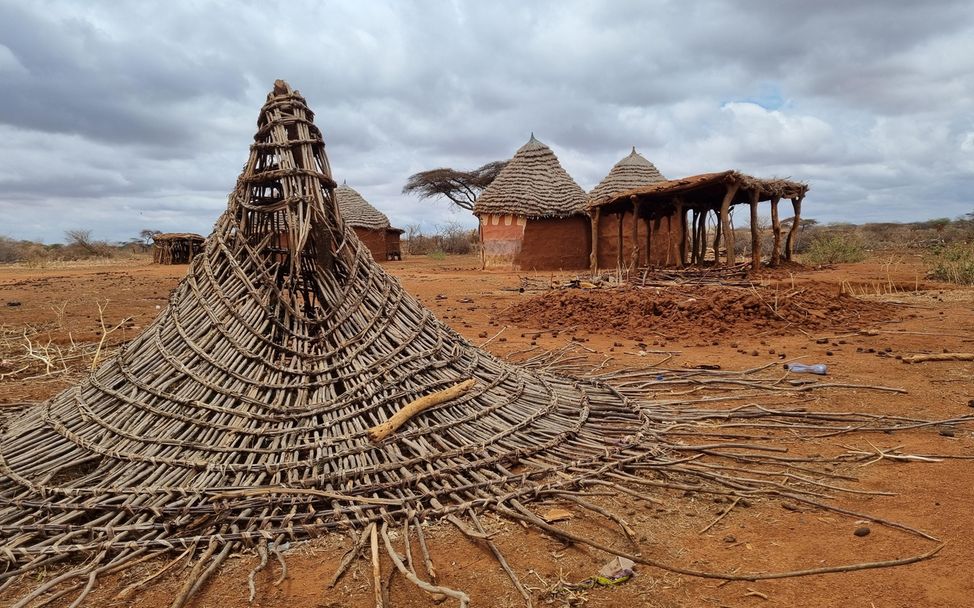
[1,0,973,243]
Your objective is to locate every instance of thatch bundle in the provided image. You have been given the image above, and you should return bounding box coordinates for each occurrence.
[0,82,951,607]
[588,147,666,206]
[474,135,587,218]
[335,183,391,230]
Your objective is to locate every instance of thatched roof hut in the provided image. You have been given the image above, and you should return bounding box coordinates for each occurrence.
[474,135,588,218]
[473,135,590,270]
[335,183,404,261]
[151,232,204,264]
[588,148,667,269]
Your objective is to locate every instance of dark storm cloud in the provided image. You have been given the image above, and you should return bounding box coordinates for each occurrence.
[0,0,972,243]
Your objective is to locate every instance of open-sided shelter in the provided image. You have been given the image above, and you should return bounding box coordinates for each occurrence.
[474,135,589,270]
[589,148,668,270]
[151,232,204,264]
[335,183,404,260]
[588,170,808,270]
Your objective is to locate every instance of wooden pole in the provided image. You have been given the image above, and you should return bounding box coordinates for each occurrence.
[689,210,700,264]
[749,188,761,269]
[590,208,600,272]
[719,183,739,265]
[678,200,688,267]
[785,195,803,261]
[631,196,641,266]
[617,211,624,271]
[645,215,652,266]
[369,379,476,442]
[711,210,721,264]
[770,195,782,267]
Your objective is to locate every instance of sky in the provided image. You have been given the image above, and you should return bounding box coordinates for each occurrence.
[0,0,972,243]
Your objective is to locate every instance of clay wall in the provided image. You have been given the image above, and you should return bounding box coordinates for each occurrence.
[517,216,591,271]
[480,214,526,269]
[595,210,683,269]
[353,227,388,261]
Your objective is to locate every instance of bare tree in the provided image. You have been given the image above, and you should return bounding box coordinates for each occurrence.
[139,229,162,247]
[402,160,507,212]
[65,229,110,257]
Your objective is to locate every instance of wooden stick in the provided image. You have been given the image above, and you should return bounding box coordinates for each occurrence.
[902,353,974,363]
[369,379,476,442]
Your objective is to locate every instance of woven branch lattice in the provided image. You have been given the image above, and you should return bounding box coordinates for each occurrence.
[0,81,957,607]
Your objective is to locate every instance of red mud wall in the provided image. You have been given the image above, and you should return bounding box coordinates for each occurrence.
[517,216,591,271]
[353,227,388,261]
[384,231,402,260]
[596,210,683,268]
[480,214,526,269]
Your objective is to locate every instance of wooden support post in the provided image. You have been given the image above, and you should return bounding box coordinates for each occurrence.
[698,211,708,266]
[712,210,721,264]
[785,195,803,261]
[670,199,683,268]
[616,211,624,271]
[749,188,761,269]
[677,199,690,267]
[653,216,663,266]
[589,208,600,272]
[770,195,782,267]
[689,210,700,264]
[631,196,641,266]
[719,183,739,265]
[644,215,652,266]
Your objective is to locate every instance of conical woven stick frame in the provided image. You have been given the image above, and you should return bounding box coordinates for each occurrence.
[0,81,952,607]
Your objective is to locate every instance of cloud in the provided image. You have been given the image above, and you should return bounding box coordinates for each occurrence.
[1,0,973,243]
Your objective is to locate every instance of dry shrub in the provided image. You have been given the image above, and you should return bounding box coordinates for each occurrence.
[928,242,974,285]
[804,234,867,264]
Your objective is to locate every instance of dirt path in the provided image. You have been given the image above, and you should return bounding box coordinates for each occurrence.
[1,254,972,608]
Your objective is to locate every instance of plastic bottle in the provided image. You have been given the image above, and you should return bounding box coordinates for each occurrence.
[784,363,828,375]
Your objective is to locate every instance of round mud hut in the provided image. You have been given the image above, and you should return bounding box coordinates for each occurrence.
[473,135,589,270]
[335,183,404,260]
[588,148,668,269]
[151,232,205,264]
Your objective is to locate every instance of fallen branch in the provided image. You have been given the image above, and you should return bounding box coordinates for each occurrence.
[369,379,476,442]
[902,353,974,364]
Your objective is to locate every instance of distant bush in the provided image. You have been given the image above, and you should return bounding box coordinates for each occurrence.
[928,242,974,285]
[426,250,447,261]
[804,235,867,264]
[405,222,477,256]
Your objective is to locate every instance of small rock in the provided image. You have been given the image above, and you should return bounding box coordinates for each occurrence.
[854,526,871,537]
[723,535,737,543]
[825,351,834,356]
[478,331,488,338]
[816,338,828,344]
[5,301,21,307]
[750,350,759,356]
[781,502,801,512]
[968,399,974,408]
[939,428,956,437]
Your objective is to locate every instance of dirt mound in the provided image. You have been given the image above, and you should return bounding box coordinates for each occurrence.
[502,282,902,341]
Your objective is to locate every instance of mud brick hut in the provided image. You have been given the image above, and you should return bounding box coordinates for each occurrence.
[588,147,668,269]
[473,135,589,270]
[588,170,808,270]
[151,232,204,264]
[335,183,404,260]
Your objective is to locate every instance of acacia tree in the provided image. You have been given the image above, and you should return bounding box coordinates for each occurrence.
[402,160,507,212]
[139,229,162,247]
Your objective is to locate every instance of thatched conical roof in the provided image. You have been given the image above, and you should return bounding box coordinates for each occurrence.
[335,183,391,230]
[473,135,588,218]
[589,147,666,206]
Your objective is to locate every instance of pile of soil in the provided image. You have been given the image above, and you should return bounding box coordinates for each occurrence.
[502,282,902,341]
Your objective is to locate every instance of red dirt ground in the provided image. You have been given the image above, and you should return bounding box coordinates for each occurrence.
[1,253,973,608]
